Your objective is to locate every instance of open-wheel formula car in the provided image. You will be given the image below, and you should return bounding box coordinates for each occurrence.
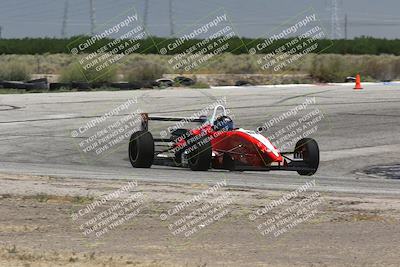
[129,105,319,176]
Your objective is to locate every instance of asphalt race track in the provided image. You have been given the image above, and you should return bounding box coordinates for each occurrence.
[1,84,399,194]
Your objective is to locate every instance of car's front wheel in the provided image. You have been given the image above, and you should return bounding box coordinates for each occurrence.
[294,138,319,176]
[187,138,212,171]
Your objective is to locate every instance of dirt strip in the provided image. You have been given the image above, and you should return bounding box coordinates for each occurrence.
[0,173,399,267]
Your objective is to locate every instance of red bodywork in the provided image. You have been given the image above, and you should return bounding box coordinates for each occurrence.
[175,124,283,168]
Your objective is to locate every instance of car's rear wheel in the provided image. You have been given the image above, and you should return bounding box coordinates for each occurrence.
[129,131,154,168]
[294,138,319,176]
[187,138,212,171]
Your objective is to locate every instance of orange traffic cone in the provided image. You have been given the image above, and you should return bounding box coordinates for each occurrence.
[354,74,363,90]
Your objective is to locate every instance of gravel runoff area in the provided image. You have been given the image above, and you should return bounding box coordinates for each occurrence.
[0,172,400,267]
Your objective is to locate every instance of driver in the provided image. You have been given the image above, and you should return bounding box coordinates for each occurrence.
[213,115,234,131]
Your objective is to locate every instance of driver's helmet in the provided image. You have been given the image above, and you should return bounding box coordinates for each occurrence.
[213,115,234,131]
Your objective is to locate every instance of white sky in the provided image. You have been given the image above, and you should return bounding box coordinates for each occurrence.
[0,0,399,39]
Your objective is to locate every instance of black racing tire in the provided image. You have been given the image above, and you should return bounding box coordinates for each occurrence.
[90,82,109,88]
[174,76,195,86]
[71,82,91,91]
[187,137,212,171]
[25,82,48,90]
[109,82,142,90]
[49,83,71,90]
[2,81,26,89]
[27,78,48,84]
[223,153,235,171]
[235,80,253,86]
[294,138,319,176]
[129,131,154,168]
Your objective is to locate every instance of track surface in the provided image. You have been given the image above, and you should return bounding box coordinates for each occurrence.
[1,84,399,194]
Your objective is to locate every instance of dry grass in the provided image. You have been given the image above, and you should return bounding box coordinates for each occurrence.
[0,61,32,81]
[125,59,167,82]
[2,53,400,83]
[59,63,118,83]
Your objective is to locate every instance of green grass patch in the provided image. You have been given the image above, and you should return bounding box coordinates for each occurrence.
[189,82,210,89]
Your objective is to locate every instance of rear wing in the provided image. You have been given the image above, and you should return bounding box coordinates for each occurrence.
[139,113,207,131]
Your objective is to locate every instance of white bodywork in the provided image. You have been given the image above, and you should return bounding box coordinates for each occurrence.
[237,129,280,157]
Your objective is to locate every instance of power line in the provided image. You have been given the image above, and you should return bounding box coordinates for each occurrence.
[143,0,149,29]
[61,0,69,38]
[329,0,342,39]
[169,0,174,36]
[89,0,96,35]
[344,13,348,40]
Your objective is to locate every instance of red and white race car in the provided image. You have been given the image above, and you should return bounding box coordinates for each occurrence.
[129,105,319,176]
